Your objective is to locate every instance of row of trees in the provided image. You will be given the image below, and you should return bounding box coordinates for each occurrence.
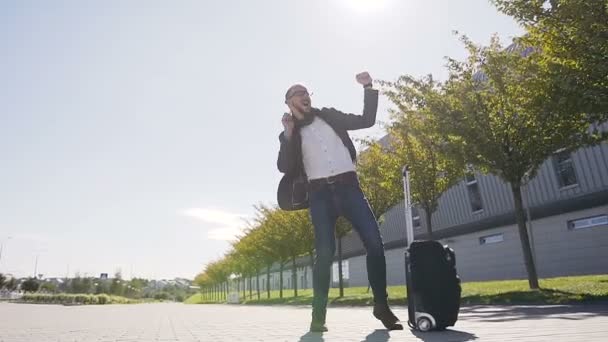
[195,0,607,294]
[1,272,195,302]
[0,273,19,292]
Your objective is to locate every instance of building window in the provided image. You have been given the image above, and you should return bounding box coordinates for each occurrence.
[568,215,608,230]
[465,168,484,213]
[553,150,578,188]
[412,206,421,229]
[480,233,504,245]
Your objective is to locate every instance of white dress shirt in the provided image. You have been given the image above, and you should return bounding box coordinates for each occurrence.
[300,117,356,180]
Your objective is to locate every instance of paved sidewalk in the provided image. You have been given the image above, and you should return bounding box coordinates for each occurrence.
[1,302,607,341]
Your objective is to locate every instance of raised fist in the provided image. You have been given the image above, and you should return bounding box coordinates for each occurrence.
[282,113,294,139]
[356,72,373,86]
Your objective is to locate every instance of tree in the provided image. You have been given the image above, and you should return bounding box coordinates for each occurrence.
[70,274,93,294]
[0,273,5,290]
[40,281,58,293]
[21,277,40,293]
[491,0,608,122]
[110,271,124,296]
[255,205,311,299]
[358,82,464,239]
[275,208,314,298]
[413,35,601,289]
[335,218,352,297]
[5,277,17,291]
[233,225,270,300]
[357,140,404,218]
[204,257,232,301]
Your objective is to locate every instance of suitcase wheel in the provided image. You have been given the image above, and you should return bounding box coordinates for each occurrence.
[417,317,433,332]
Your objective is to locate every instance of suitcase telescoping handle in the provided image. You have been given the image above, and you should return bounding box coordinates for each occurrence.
[402,166,415,249]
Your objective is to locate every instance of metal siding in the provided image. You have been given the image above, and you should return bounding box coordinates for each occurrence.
[532,205,608,278]
[484,174,501,216]
[540,161,555,204]
[592,143,608,187]
[385,248,406,286]
[347,255,368,287]
[493,174,512,213]
[528,165,544,206]
[573,150,592,193]
[583,148,600,189]
[338,144,608,274]
[300,206,608,288]
[441,225,526,281]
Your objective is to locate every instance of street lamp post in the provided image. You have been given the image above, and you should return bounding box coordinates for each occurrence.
[0,236,13,270]
[34,255,39,278]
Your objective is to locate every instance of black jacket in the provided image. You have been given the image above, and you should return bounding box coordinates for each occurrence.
[276,88,379,210]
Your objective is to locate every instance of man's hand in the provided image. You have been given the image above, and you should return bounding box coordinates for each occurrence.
[356,72,373,87]
[282,113,295,140]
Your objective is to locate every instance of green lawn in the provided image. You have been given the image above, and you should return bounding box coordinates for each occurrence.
[185,274,608,306]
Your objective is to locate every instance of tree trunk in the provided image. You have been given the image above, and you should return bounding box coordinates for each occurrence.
[256,270,260,300]
[266,265,271,299]
[242,278,246,299]
[309,252,314,290]
[249,276,252,299]
[424,208,434,240]
[279,263,284,299]
[511,183,540,289]
[338,236,344,298]
[292,256,298,297]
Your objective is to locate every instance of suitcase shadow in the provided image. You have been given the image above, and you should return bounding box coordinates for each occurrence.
[410,329,478,341]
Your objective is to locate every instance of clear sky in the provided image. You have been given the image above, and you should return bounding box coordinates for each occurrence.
[0,0,523,280]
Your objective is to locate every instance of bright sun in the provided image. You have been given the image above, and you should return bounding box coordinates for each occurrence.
[341,0,390,13]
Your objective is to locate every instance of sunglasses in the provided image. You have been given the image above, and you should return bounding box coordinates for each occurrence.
[286,90,313,100]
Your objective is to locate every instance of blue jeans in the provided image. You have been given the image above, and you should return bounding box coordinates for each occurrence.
[308,181,388,322]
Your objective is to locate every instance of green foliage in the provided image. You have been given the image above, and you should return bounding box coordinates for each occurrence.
[491,0,608,121]
[20,293,140,305]
[357,141,403,218]
[5,277,17,291]
[360,75,466,238]
[21,278,40,293]
[70,275,93,294]
[39,281,58,293]
[186,274,608,306]
[154,292,170,301]
[194,204,316,299]
[438,35,596,185]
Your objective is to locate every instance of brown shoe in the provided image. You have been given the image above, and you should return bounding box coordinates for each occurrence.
[373,304,404,330]
[309,321,328,332]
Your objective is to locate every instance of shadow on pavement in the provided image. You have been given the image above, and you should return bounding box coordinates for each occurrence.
[362,329,391,342]
[410,329,478,342]
[460,304,608,322]
[299,331,325,342]
[461,288,608,306]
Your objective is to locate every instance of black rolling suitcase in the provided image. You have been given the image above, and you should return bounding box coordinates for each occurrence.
[402,166,462,331]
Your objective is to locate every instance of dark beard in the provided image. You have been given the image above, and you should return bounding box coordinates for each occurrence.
[294,109,316,128]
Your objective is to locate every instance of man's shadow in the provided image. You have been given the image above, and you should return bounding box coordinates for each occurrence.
[362,329,391,342]
[410,329,478,342]
[298,332,325,342]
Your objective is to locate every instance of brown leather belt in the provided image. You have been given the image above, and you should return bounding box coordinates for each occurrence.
[307,171,359,191]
